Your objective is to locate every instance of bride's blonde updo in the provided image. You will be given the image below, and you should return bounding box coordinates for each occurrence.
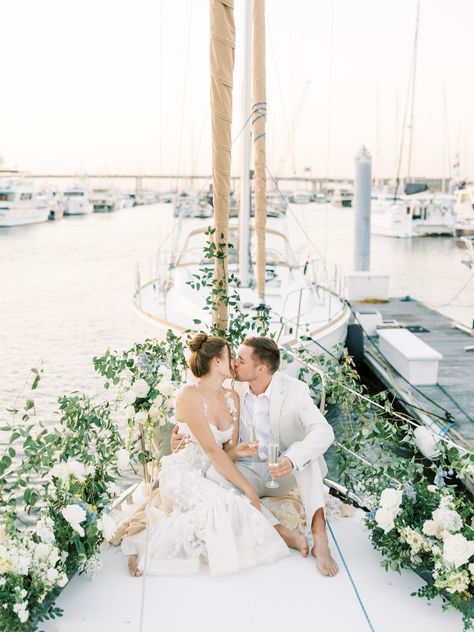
[188,333,232,378]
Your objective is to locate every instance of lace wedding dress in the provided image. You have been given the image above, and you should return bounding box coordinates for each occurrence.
[121,418,289,576]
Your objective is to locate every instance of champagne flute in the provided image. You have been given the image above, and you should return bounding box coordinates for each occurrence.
[247,423,258,460]
[266,441,279,489]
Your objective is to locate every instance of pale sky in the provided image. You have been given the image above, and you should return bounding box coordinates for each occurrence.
[0,0,473,179]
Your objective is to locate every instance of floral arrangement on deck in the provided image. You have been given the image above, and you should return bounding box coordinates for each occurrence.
[0,368,126,630]
[293,345,474,629]
[0,332,186,631]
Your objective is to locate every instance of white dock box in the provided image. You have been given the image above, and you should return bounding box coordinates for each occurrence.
[378,328,442,386]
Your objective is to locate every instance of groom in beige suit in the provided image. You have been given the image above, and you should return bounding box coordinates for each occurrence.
[197,336,338,577]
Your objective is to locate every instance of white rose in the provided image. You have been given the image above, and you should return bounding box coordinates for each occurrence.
[123,405,135,420]
[443,533,474,569]
[432,506,463,534]
[427,485,438,493]
[49,462,70,484]
[116,448,130,472]
[65,459,87,482]
[57,572,68,587]
[422,520,442,539]
[133,379,150,399]
[47,567,59,582]
[123,389,137,405]
[97,514,117,541]
[379,488,403,512]
[157,380,174,397]
[61,505,87,538]
[134,410,148,426]
[375,507,396,533]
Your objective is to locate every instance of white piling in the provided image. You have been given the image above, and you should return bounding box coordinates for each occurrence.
[353,145,372,271]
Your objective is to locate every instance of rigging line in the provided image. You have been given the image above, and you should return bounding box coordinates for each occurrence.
[348,303,455,418]
[326,521,376,632]
[267,19,295,178]
[423,272,474,308]
[175,0,193,192]
[394,5,417,198]
[265,165,327,262]
[191,103,210,176]
[436,383,474,424]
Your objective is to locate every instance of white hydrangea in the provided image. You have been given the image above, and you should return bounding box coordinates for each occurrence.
[432,506,463,534]
[97,514,117,542]
[61,504,87,538]
[157,380,174,397]
[133,379,150,399]
[158,365,172,382]
[123,389,137,405]
[401,527,426,554]
[34,516,55,544]
[13,602,29,623]
[116,448,129,472]
[134,410,148,426]
[79,553,102,577]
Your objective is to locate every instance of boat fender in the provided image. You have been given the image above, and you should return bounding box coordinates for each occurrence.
[346,324,364,364]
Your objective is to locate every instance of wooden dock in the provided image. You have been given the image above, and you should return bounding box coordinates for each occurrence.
[351,297,474,451]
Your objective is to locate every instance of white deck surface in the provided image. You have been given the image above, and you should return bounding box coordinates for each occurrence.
[43,510,462,632]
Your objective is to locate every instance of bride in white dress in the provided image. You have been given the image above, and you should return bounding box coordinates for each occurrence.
[123,333,289,576]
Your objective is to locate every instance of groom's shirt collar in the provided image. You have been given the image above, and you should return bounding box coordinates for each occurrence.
[245,377,273,400]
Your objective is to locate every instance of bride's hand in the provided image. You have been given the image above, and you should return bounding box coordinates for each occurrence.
[235,441,259,458]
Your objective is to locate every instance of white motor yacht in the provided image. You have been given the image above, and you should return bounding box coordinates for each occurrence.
[453,185,474,237]
[63,186,94,216]
[91,187,119,212]
[0,181,51,227]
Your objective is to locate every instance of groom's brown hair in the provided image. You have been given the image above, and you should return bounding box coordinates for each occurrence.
[243,337,280,374]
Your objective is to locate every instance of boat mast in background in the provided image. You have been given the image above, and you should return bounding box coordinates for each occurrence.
[238,0,252,288]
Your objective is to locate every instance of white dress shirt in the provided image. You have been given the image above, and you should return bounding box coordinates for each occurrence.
[239,379,273,460]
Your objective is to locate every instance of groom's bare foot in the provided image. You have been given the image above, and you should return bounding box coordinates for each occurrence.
[128,555,143,577]
[311,536,339,577]
[275,525,309,557]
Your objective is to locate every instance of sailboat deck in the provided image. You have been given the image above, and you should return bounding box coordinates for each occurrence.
[42,509,462,632]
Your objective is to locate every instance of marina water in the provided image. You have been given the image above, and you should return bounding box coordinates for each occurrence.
[1,203,473,428]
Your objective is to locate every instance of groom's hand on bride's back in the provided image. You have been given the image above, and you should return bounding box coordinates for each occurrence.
[170,424,188,452]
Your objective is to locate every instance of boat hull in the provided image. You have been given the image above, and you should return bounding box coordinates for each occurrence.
[0,207,50,227]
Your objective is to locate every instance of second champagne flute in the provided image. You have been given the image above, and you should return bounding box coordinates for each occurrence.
[266,441,279,489]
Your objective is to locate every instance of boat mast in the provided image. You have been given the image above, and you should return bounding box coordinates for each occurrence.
[407,1,420,182]
[210,0,236,332]
[238,0,252,288]
[252,0,267,302]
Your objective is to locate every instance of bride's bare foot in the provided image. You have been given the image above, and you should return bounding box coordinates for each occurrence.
[311,536,339,577]
[275,525,309,557]
[128,555,143,577]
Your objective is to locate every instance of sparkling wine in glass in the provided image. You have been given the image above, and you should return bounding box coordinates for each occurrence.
[266,441,279,489]
[247,424,258,460]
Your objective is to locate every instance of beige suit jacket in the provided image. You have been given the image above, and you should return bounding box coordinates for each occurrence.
[234,371,334,477]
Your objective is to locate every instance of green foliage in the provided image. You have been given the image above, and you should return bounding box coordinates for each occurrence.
[186,227,271,346]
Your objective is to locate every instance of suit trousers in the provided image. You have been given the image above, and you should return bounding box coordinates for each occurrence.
[206,457,325,543]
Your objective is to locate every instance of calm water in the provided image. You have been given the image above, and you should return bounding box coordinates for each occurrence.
[1,203,473,422]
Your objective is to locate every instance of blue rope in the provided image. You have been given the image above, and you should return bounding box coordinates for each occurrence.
[326,520,376,632]
[440,422,455,436]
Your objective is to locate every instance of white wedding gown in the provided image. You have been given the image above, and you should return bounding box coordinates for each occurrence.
[121,421,289,576]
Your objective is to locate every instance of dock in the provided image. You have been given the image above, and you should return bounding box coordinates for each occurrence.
[351,297,474,452]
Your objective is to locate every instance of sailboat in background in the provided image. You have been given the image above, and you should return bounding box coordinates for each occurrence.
[371,2,454,239]
[134,0,350,357]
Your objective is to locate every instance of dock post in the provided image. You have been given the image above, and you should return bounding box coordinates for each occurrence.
[353,145,372,271]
